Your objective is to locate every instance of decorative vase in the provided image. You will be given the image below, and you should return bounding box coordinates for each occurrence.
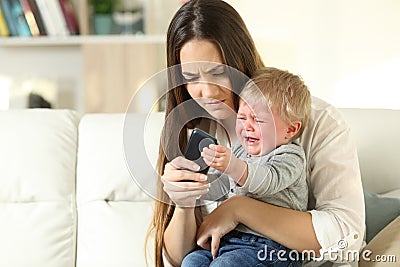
[93,14,113,35]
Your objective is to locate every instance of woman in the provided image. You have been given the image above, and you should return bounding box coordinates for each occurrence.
[148,1,365,266]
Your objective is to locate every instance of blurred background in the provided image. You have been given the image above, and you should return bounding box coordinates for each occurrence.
[0,0,399,113]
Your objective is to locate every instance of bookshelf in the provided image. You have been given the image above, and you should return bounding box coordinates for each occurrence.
[0,0,178,38]
[0,0,177,113]
[0,34,165,46]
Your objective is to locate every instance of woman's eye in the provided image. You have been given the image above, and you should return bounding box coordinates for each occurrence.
[213,71,225,77]
[237,117,246,120]
[255,120,266,123]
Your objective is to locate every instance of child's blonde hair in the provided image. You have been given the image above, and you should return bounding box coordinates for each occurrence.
[241,67,311,140]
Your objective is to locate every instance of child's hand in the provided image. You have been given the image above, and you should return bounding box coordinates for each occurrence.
[202,144,248,186]
[201,144,232,173]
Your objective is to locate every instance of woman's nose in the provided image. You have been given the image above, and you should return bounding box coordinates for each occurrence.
[201,82,218,99]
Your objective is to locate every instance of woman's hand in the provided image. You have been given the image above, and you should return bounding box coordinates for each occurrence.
[196,196,240,259]
[161,156,209,207]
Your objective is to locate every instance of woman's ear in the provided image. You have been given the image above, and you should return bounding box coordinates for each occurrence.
[285,121,302,139]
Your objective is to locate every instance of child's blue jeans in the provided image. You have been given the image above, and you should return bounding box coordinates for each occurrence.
[182,230,302,267]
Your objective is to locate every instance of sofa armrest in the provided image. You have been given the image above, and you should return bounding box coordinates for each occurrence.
[360,216,400,266]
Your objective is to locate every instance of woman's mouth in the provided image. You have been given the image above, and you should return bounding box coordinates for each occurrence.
[205,99,225,105]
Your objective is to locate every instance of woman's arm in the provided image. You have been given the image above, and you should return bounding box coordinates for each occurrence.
[160,156,209,266]
[234,197,320,251]
[164,207,198,266]
[197,195,320,258]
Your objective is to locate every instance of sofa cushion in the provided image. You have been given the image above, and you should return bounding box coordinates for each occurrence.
[0,109,79,267]
[360,216,400,266]
[76,113,163,267]
[382,189,400,198]
[364,191,400,242]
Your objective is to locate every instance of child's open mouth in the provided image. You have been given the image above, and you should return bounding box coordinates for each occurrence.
[244,136,259,145]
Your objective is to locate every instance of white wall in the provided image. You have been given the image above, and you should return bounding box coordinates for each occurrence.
[0,46,83,112]
[1,0,399,112]
[226,0,400,109]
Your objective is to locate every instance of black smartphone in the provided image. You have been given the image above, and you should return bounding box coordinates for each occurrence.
[183,128,218,174]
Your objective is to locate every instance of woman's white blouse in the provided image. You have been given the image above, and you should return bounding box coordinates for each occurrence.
[301,97,364,250]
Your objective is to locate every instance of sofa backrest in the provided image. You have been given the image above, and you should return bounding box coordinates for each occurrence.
[0,109,79,267]
[339,108,400,194]
[0,108,399,267]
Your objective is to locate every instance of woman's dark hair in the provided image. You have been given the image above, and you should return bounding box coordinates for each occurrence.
[147,1,265,266]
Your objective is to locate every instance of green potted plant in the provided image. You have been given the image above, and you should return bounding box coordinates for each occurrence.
[90,0,116,34]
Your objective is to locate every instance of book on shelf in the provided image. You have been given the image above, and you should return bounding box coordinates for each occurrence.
[35,0,69,36]
[9,0,32,36]
[58,0,78,35]
[1,0,85,37]
[19,0,40,36]
[0,0,18,35]
[24,0,47,35]
[0,4,10,36]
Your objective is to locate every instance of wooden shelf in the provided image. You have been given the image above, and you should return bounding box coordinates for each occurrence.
[0,35,165,47]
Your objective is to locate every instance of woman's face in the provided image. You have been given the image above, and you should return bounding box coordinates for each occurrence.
[180,40,235,120]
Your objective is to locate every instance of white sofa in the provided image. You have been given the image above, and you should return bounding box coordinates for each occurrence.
[0,108,399,267]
